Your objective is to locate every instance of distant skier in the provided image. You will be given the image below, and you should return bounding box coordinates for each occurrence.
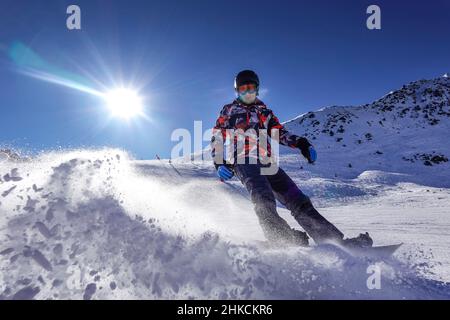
[211,70,373,248]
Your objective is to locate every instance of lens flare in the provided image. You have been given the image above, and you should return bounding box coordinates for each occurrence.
[8,42,149,123]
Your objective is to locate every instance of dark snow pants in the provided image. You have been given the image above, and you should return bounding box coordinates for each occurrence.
[234,164,344,244]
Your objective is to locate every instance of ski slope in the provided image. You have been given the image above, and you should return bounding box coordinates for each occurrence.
[0,148,449,300]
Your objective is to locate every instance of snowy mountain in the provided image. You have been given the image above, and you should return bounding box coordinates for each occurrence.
[282,74,450,186]
[1,75,450,300]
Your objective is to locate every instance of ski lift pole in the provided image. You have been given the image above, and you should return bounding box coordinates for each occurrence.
[168,160,182,176]
[156,154,182,177]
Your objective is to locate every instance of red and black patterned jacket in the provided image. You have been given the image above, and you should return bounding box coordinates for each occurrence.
[211,98,303,167]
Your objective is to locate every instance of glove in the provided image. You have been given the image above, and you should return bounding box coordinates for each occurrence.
[296,137,317,164]
[217,165,234,181]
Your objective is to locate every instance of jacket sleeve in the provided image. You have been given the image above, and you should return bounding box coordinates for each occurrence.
[210,107,229,168]
[266,110,301,148]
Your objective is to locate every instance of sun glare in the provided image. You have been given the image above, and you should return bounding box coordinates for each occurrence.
[104,88,144,119]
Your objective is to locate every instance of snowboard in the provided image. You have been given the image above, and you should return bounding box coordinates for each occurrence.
[252,240,403,259]
[321,242,403,259]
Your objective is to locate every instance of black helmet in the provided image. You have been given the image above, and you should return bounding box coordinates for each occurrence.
[234,70,260,91]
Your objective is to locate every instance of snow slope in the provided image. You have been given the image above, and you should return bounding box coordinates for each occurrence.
[0,149,449,300]
[0,75,449,300]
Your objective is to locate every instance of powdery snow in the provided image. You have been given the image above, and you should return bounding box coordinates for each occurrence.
[0,148,449,300]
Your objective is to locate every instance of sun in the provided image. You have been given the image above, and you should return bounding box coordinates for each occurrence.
[104,88,144,119]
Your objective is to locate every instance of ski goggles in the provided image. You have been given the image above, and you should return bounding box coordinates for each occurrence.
[237,83,258,94]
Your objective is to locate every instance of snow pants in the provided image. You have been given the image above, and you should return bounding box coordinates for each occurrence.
[234,164,344,244]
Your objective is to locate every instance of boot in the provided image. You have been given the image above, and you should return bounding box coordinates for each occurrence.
[341,232,373,248]
[267,228,309,248]
[289,228,309,247]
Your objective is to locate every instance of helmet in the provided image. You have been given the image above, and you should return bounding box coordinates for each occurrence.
[234,70,260,91]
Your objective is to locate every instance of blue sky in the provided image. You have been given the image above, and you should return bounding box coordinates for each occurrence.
[1,0,450,159]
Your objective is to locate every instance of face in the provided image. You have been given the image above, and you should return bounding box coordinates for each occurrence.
[237,83,258,104]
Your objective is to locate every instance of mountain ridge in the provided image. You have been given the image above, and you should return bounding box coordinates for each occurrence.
[281,75,449,185]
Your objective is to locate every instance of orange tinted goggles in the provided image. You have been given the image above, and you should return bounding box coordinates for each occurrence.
[237,83,258,94]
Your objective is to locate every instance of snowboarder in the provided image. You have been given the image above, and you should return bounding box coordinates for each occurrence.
[211,70,373,248]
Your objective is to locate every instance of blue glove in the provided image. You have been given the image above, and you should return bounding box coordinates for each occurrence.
[308,146,317,163]
[296,137,317,164]
[217,165,234,181]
